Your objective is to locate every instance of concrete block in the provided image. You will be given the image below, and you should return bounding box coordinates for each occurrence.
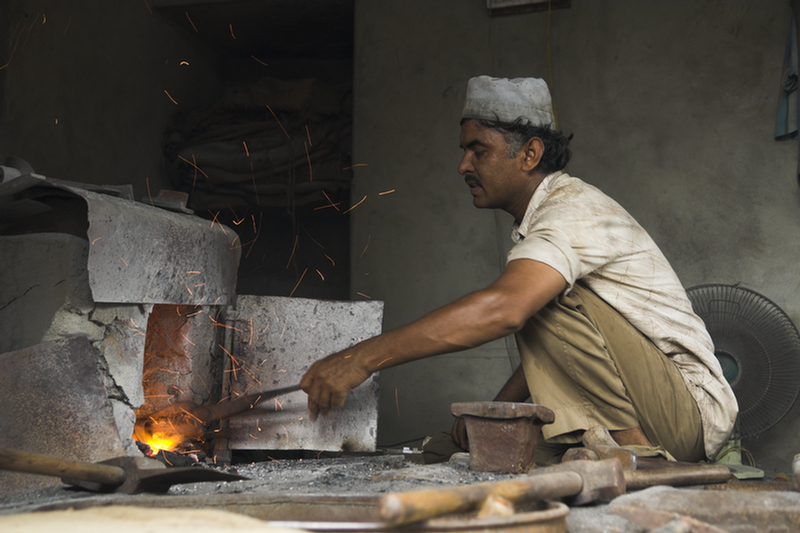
[0,337,125,497]
[224,296,384,452]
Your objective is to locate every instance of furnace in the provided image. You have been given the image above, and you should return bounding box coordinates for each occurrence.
[0,158,382,497]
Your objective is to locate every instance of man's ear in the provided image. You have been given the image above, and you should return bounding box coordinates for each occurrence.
[521,137,544,171]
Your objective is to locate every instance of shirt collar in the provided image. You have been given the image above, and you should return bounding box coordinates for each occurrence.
[511,171,564,243]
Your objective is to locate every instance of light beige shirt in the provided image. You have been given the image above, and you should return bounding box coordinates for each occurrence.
[507,171,738,459]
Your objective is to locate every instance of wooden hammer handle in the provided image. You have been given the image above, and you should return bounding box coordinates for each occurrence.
[0,447,126,486]
[379,471,583,525]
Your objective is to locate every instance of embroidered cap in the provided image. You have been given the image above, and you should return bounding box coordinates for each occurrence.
[461,76,554,127]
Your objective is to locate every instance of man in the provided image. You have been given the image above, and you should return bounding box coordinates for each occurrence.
[300,76,737,464]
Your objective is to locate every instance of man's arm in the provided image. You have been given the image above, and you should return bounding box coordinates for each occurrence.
[300,259,566,419]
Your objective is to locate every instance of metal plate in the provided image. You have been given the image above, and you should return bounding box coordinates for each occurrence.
[225,296,384,452]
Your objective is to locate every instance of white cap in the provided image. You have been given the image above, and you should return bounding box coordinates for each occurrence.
[461,76,554,127]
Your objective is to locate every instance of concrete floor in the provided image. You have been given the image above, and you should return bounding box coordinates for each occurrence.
[1,454,799,532]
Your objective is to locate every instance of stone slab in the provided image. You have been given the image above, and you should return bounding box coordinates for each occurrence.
[0,337,125,497]
[225,296,384,452]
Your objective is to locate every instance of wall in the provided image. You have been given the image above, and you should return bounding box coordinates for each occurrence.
[0,0,221,199]
[352,0,800,474]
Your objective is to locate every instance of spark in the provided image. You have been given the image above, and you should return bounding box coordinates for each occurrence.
[185,11,198,32]
[251,161,259,206]
[359,235,370,257]
[282,425,289,443]
[289,268,308,297]
[120,257,128,266]
[304,140,312,181]
[342,195,367,215]
[357,292,372,299]
[377,356,393,367]
[316,269,324,281]
[305,125,313,146]
[232,218,245,226]
[324,254,335,266]
[180,60,189,66]
[379,189,396,195]
[144,0,152,14]
[186,308,203,318]
[42,14,46,23]
[321,190,340,211]
[191,154,198,186]
[301,224,325,249]
[243,140,249,157]
[342,163,368,170]
[177,155,210,181]
[164,90,178,105]
[0,18,24,71]
[194,283,205,288]
[268,456,284,464]
[91,237,102,245]
[344,355,352,359]
[313,202,341,211]
[219,344,239,380]
[129,318,140,329]
[249,316,253,345]
[180,333,196,347]
[274,397,284,410]
[229,23,235,39]
[251,55,268,67]
[286,234,299,268]
[266,105,290,139]
[187,270,201,274]
[395,388,400,417]
[64,16,70,34]
[208,210,220,229]
[146,177,154,207]
[280,318,288,339]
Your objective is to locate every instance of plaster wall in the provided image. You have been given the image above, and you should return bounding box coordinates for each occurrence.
[352,0,800,473]
[0,0,221,199]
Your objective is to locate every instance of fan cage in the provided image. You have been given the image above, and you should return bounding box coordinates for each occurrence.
[687,284,800,439]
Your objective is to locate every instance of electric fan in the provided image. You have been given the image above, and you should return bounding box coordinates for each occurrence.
[686,284,800,440]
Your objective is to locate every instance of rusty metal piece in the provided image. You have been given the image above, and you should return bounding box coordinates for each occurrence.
[0,446,246,494]
[613,505,731,533]
[379,459,625,525]
[623,464,732,490]
[451,402,555,474]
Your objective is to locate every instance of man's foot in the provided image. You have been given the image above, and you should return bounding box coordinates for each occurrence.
[610,426,652,447]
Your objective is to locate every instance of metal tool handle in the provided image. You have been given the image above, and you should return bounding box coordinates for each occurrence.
[0,447,126,486]
[379,471,583,525]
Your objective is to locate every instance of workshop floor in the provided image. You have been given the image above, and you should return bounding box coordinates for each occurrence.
[0,453,797,532]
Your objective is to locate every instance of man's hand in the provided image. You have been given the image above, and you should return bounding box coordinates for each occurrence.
[300,349,373,420]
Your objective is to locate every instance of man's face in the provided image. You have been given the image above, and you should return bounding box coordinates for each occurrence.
[458,120,530,216]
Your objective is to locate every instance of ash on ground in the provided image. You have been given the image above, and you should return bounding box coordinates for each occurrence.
[170,453,521,496]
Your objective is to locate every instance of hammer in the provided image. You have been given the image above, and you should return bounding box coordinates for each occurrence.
[0,447,246,494]
[379,458,733,526]
[379,459,624,526]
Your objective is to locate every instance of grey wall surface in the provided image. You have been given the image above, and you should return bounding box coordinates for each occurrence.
[0,0,221,199]
[352,0,800,473]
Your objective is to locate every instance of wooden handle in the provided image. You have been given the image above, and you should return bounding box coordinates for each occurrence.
[379,471,583,525]
[0,447,126,486]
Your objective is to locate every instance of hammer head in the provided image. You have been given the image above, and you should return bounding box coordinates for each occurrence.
[530,459,625,505]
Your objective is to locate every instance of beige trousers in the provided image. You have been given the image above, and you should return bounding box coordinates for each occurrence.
[518,282,705,462]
